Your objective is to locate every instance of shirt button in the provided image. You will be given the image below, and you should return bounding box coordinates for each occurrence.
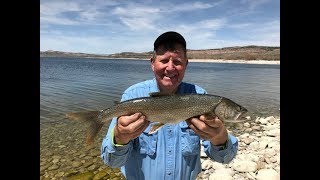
[168,172,171,175]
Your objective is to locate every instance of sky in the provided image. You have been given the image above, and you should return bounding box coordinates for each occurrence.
[40,0,280,55]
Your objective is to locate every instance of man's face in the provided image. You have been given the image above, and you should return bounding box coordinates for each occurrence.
[151,44,188,93]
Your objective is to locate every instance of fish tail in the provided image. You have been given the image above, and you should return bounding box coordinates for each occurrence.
[85,119,104,144]
[65,111,104,144]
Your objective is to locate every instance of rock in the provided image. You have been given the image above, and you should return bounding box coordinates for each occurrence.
[93,170,110,180]
[72,161,83,168]
[209,173,233,180]
[202,159,213,170]
[256,168,280,180]
[67,172,95,180]
[233,160,257,172]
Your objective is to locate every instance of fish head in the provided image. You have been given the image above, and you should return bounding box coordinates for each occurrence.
[214,98,248,122]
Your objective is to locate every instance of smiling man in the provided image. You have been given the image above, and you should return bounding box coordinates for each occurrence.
[101,31,239,180]
[151,33,188,94]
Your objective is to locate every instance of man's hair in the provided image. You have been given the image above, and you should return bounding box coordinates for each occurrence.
[152,41,187,61]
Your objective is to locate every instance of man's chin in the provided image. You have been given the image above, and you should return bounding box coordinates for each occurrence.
[161,79,176,86]
[159,82,179,92]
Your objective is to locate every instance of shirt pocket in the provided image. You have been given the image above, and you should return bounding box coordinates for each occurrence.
[179,122,200,156]
[136,125,158,156]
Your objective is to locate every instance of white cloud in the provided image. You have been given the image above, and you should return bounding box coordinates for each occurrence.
[112,6,160,17]
[240,0,270,10]
[40,0,279,54]
[168,1,215,12]
[40,1,81,16]
[119,17,156,30]
[197,19,227,29]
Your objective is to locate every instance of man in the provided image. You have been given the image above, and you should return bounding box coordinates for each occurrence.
[101,31,238,180]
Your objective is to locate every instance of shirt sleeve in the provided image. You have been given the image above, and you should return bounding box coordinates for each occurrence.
[202,134,238,163]
[100,92,134,168]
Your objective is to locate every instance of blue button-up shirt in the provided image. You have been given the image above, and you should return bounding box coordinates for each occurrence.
[101,78,238,180]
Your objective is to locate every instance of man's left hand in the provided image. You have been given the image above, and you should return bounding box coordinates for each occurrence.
[186,114,228,146]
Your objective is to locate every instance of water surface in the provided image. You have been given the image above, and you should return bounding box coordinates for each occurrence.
[40,57,280,123]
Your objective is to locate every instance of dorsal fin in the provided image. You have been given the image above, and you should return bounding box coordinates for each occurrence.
[149,92,175,97]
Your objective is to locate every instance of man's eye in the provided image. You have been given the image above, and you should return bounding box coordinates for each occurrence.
[160,59,169,63]
[173,60,182,65]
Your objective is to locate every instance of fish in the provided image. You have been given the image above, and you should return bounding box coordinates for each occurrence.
[65,93,248,144]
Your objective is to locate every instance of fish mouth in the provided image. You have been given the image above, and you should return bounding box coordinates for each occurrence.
[234,112,244,120]
[224,111,248,123]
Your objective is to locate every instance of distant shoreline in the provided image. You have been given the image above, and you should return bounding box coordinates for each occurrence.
[84,56,280,65]
[188,59,280,64]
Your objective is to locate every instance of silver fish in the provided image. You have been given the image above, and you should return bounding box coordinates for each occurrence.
[65,93,248,144]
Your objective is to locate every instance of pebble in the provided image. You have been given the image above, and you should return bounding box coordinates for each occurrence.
[197,116,280,180]
[40,116,280,180]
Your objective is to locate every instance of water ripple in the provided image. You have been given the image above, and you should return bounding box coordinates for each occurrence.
[40,57,280,123]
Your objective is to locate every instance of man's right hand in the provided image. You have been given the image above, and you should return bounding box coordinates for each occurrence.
[114,112,150,145]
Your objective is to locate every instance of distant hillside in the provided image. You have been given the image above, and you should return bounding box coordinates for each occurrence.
[40,46,280,61]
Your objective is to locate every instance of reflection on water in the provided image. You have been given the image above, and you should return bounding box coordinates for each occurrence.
[40,57,280,123]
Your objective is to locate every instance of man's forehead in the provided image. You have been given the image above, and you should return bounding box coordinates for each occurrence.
[155,44,185,54]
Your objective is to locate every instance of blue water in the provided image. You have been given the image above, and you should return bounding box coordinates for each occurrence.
[40,57,280,123]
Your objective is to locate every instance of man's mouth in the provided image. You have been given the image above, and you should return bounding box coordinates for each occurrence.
[164,74,176,79]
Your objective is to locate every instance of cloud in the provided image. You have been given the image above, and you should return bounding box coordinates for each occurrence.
[112,6,160,17]
[168,1,216,12]
[240,0,270,10]
[40,0,279,54]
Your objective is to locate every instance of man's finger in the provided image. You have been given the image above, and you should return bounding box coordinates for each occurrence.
[131,120,150,138]
[118,112,143,126]
[188,122,211,139]
[125,115,148,132]
[199,113,216,121]
[204,116,223,128]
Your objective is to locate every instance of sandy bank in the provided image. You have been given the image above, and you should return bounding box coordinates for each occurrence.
[188,59,280,65]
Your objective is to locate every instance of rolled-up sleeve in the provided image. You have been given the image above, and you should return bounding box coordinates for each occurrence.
[202,134,238,163]
[101,92,134,168]
[101,117,133,168]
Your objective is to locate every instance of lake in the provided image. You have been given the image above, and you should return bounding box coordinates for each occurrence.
[40,57,280,179]
[40,57,280,123]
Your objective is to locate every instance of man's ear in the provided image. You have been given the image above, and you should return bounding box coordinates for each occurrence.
[150,57,155,71]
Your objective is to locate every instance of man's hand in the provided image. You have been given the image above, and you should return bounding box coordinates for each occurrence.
[186,114,228,146]
[114,113,150,145]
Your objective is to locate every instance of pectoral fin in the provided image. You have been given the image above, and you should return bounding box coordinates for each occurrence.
[149,123,165,134]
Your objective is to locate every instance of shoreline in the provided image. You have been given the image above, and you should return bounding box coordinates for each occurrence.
[188,59,280,65]
[85,57,280,65]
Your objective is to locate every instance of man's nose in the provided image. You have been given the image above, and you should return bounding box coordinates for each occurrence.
[166,60,175,71]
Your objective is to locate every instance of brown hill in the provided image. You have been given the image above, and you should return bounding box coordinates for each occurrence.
[40,46,280,61]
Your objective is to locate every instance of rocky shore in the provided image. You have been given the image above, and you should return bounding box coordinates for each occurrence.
[197,116,280,180]
[40,115,280,180]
